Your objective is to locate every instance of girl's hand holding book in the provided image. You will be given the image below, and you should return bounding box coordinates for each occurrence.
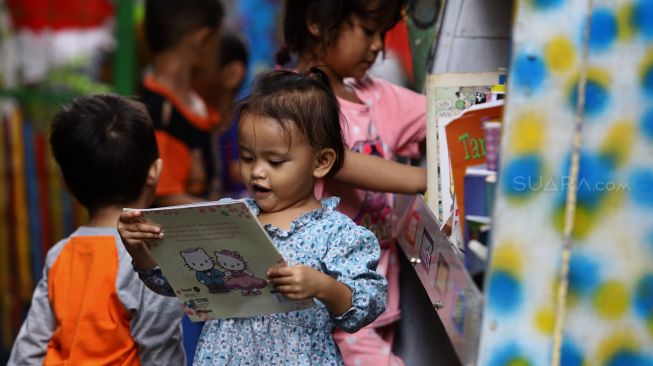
[267,264,353,316]
[117,210,162,270]
[267,264,324,300]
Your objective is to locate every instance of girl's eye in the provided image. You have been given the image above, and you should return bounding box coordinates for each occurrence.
[240,156,254,163]
[363,28,376,36]
[269,160,284,167]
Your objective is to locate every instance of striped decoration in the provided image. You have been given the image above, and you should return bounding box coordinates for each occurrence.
[0,99,86,353]
[1,103,11,351]
[8,105,32,302]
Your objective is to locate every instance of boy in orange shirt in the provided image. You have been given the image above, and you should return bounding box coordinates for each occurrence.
[140,0,224,206]
[8,94,185,365]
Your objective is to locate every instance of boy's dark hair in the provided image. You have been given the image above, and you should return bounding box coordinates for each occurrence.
[50,94,159,212]
[218,31,249,68]
[145,0,223,54]
[277,0,406,65]
[237,68,346,178]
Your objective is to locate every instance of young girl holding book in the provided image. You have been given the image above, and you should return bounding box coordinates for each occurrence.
[118,68,387,365]
[277,1,427,364]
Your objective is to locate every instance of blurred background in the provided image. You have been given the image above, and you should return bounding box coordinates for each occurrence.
[0,0,446,362]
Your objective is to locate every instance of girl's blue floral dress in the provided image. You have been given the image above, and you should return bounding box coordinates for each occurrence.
[136,197,387,365]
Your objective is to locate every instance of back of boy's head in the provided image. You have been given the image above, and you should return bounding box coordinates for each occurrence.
[145,0,223,54]
[238,68,345,178]
[218,31,249,68]
[277,0,406,65]
[50,94,159,212]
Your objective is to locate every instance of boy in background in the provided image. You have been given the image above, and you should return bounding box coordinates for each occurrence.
[195,31,250,198]
[8,94,186,365]
[140,0,224,206]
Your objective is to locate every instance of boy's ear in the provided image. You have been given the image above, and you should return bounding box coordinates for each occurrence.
[147,158,163,186]
[190,26,212,45]
[313,148,336,179]
[190,27,219,72]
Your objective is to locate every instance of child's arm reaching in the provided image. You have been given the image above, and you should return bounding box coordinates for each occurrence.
[335,151,426,194]
[267,264,354,316]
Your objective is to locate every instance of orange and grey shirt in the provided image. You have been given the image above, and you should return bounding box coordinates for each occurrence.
[141,74,221,198]
[8,227,186,365]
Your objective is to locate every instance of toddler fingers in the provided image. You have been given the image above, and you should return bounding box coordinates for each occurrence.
[130,223,161,234]
[119,210,143,223]
[266,266,293,278]
[274,285,298,295]
[137,230,163,240]
[122,230,163,242]
[268,276,294,286]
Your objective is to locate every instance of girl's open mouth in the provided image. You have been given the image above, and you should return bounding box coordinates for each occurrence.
[252,184,271,193]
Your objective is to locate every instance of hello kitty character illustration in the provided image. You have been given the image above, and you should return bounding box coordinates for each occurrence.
[180,248,230,293]
[215,250,267,296]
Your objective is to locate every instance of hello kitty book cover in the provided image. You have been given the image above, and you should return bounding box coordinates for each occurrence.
[135,199,315,321]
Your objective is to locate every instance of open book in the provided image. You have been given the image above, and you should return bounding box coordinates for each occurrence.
[130,199,315,321]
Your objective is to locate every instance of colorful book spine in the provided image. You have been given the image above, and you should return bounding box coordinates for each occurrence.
[483,121,502,172]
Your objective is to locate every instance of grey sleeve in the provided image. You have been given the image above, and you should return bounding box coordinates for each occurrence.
[131,287,187,365]
[8,246,63,365]
[116,252,187,365]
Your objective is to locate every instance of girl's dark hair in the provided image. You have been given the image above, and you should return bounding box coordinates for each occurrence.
[237,68,345,178]
[50,94,159,212]
[277,0,406,65]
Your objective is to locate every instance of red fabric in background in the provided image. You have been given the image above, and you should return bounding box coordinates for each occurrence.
[7,0,114,31]
[384,20,414,84]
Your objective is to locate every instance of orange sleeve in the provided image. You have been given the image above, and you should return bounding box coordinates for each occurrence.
[155,131,190,196]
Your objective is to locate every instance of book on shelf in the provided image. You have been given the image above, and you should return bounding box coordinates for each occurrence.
[463,165,497,276]
[126,199,315,321]
[444,101,503,244]
[463,165,497,219]
[425,71,503,232]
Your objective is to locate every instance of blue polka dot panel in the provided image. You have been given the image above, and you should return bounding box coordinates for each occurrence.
[478,1,653,365]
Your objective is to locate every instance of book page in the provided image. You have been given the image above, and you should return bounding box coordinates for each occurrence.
[138,200,314,321]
